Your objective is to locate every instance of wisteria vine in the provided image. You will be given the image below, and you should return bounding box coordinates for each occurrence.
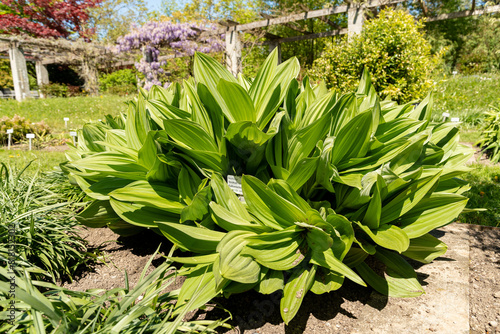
[115,21,224,89]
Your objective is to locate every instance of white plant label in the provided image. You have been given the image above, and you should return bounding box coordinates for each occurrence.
[64,117,69,121]
[70,131,77,137]
[26,134,35,139]
[451,117,460,123]
[227,175,243,196]
[6,129,13,134]
[442,112,450,118]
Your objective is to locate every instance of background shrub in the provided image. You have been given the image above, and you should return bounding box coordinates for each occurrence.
[99,68,137,93]
[40,83,69,97]
[456,15,500,74]
[311,8,440,103]
[0,114,51,143]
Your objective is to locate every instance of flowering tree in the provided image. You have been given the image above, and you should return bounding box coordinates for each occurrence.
[0,0,101,39]
[115,20,223,89]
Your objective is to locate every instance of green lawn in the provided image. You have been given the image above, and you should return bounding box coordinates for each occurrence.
[0,150,67,175]
[432,73,500,128]
[0,95,130,133]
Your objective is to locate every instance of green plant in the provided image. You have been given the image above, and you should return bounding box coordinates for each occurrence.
[0,59,13,89]
[40,83,70,97]
[0,163,89,283]
[477,105,500,162]
[99,69,137,93]
[0,250,230,333]
[0,114,51,144]
[456,15,500,74]
[64,49,472,324]
[311,8,440,103]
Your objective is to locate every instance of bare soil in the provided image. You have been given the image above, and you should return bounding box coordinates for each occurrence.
[63,223,500,334]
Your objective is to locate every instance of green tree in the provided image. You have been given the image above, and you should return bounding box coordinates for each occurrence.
[311,8,439,103]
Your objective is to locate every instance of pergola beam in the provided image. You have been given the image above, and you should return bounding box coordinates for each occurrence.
[426,4,500,21]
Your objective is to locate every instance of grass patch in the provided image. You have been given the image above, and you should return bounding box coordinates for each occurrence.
[0,95,130,133]
[433,73,500,128]
[459,163,500,227]
[459,129,481,144]
[0,150,67,174]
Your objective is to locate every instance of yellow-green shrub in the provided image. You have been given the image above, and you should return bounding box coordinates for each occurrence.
[311,9,440,103]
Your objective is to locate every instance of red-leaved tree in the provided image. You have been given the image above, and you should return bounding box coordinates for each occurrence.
[0,0,101,39]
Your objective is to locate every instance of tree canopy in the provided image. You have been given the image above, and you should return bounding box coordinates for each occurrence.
[0,0,101,39]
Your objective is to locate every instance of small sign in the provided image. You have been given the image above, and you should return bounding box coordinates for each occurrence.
[26,133,35,139]
[64,117,69,121]
[227,175,243,196]
[451,117,460,123]
[69,131,77,137]
[6,129,13,134]
[442,112,450,118]
[98,119,102,122]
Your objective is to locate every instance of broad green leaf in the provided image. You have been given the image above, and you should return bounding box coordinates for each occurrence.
[218,79,256,123]
[286,156,319,191]
[217,231,261,284]
[71,152,148,180]
[355,249,424,297]
[310,267,344,294]
[280,265,316,324]
[210,174,253,221]
[164,119,218,152]
[168,253,219,265]
[399,193,468,238]
[255,269,284,294]
[156,222,225,253]
[109,180,184,214]
[180,185,211,222]
[242,175,307,229]
[210,202,270,233]
[331,111,373,165]
[184,80,213,137]
[109,198,178,227]
[402,233,448,263]
[354,221,410,253]
[76,200,121,228]
[310,248,366,286]
[362,177,382,230]
[380,171,442,225]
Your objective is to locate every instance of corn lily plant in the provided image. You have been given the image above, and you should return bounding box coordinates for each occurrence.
[64,49,473,324]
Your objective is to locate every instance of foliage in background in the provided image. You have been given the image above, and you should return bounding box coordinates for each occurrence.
[0,59,13,89]
[459,163,500,227]
[0,0,101,39]
[99,68,137,95]
[65,49,472,324]
[311,8,440,103]
[0,114,51,143]
[0,251,230,333]
[456,15,500,74]
[0,163,89,283]
[0,95,128,133]
[432,73,500,126]
[477,105,500,162]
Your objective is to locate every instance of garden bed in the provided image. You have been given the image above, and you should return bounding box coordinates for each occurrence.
[64,223,500,334]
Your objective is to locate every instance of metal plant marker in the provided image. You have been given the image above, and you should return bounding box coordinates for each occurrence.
[26,133,35,151]
[7,128,13,150]
[70,131,77,146]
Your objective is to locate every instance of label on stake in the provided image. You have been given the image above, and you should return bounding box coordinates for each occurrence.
[26,134,35,139]
[69,131,77,137]
[451,117,460,123]
[227,175,243,196]
[6,129,13,134]
[442,112,450,118]
[64,117,69,121]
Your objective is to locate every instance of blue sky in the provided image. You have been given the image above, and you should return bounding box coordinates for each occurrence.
[145,0,164,11]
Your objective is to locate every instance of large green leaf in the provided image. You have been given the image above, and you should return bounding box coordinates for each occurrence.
[354,221,410,253]
[399,193,468,238]
[402,233,448,263]
[217,231,261,284]
[218,79,256,123]
[156,222,225,253]
[280,265,316,325]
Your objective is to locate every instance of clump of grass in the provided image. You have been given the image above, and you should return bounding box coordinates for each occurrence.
[459,163,500,227]
[0,162,90,283]
[0,151,67,175]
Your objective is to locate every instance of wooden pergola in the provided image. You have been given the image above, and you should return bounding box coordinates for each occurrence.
[2,1,499,101]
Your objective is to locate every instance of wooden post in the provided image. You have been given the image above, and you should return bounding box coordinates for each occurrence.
[348,6,364,39]
[268,42,282,64]
[35,60,49,98]
[8,43,31,102]
[225,30,242,77]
